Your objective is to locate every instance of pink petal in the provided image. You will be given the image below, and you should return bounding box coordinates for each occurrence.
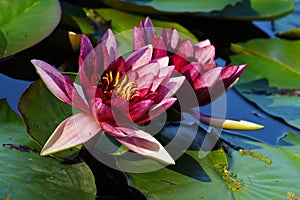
[133,26,146,50]
[206,64,246,104]
[143,17,155,44]
[154,56,169,68]
[79,35,97,87]
[194,39,211,48]
[101,122,127,137]
[93,97,114,123]
[173,53,189,71]
[129,100,154,122]
[179,63,202,83]
[135,62,160,78]
[102,29,118,64]
[117,127,175,164]
[221,64,246,89]
[136,97,177,124]
[193,67,221,90]
[162,76,185,98]
[31,60,90,113]
[153,36,167,59]
[135,73,155,89]
[95,38,110,72]
[40,113,101,155]
[194,44,215,65]
[193,68,223,106]
[125,45,153,71]
[177,39,193,58]
[169,28,180,50]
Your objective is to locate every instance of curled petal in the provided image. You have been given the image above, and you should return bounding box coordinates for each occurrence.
[221,64,247,89]
[31,60,90,113]
[40,113,101,156]
[117,127,175,165]
[192,111,264,130]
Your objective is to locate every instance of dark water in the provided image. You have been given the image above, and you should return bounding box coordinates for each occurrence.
[0,73,31,113]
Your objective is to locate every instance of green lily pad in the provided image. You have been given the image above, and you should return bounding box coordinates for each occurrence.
[102,0,239,13]
[197,0,294,21]
[18,75,79,160]
[88,8,198,41]
[127,130,300,199]
[230,38,300,129]
[0,0,61,58]
[236,79,300,129]
[277,28,300,40]
[99,0,293,21]
[0,98,96,199]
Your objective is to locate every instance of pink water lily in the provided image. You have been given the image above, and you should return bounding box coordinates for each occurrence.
[32,29,185,164]
[133,17,246,106]
[131,18,264,130]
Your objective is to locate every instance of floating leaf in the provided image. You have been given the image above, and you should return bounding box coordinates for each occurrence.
[127,131,300,199]
[101,0,240,13]
[89,8,198,40]
[236,79,300,129]
[18,74,79,160]
[277,28,300,40]
[230,38,300,129]
[0,0,61,58]
[99,0,293,21]
[0,99,96,199]
[197,0,294,21]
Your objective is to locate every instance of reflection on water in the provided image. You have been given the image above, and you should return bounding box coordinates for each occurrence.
[0,73,31,113]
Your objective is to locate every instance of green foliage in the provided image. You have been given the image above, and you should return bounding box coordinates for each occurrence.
[0,0,61,58]
[89,8,198,40]
[0,99,96,199]
[104,0,239,13]
[99,0,293,20]
[18,75,80,160]
[197,0,294,20]
[127,131,300,199]
[231,39,300,129]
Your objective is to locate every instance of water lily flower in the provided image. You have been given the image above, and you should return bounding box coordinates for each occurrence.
[133,17,263,130]
[31,29,185,164]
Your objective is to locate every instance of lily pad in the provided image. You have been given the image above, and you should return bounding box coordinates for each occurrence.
[0,98,96,199]
[18,75,79,160]
[277,28,300,40]
[236,79,300,129]
[127,131,300,199]
[88,8,198,41]
[102,0,239,13]
[0,0,61,58]
[197,0,294,21]
[99,0,293,21]
[230,38,300,129]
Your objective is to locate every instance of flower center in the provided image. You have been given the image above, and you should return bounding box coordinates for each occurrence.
[98,71,139,101]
